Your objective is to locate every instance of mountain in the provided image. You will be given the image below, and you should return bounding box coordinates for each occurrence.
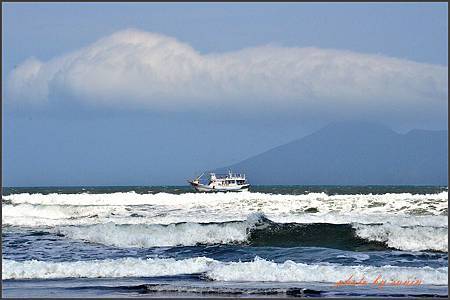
[216,122,448,185]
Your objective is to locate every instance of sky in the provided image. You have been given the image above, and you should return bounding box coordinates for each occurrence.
[2,2,448,186]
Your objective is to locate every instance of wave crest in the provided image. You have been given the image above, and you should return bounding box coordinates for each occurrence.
[3,191,447,228]
[3,256,447,284]
[56,221,249,248]
[51,213,448,252]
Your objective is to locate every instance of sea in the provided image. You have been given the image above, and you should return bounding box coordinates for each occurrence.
[2,186,448,298]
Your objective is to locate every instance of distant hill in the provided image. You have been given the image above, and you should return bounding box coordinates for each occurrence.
[216,122,448,185]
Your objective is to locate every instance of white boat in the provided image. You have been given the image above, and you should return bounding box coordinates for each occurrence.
[188,171,250,192]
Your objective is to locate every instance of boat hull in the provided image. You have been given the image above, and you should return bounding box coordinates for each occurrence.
[189,182,249,193]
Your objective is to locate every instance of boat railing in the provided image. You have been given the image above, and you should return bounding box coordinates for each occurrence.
[213,173,246,179]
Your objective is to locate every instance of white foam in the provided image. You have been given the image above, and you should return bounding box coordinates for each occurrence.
[354,224,448,252]
[2,257,215,280]
[56,221,249,247]
[3,257,447,285]
[3,191,447,213]
[206,257,448,284]
[2,203,130,227]
[4,208,447,229]
[3,191,447,227]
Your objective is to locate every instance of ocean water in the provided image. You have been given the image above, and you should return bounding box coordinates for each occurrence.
[2,186,448,298]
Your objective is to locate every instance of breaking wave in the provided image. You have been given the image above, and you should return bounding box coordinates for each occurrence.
[354,224,448,252]
[3,190,447,213]
[3,191,447,252]
[2,191,447,227]
[206,257,448,284]
[53,213,447,252]
[3,257,447,284]
[56,221,249,248]
[2,257,214,280]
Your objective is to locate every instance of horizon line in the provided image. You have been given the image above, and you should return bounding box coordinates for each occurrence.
[2,184,448,189]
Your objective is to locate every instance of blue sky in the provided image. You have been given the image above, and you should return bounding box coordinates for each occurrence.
[2,3,448,186]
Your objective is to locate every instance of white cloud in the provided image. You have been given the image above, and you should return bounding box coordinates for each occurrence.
[6,29,448,121]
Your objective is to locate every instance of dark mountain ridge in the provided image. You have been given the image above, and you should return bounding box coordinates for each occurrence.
[216,122,448,185]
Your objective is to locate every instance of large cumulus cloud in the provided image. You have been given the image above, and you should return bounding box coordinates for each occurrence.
[6,29,448,122]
